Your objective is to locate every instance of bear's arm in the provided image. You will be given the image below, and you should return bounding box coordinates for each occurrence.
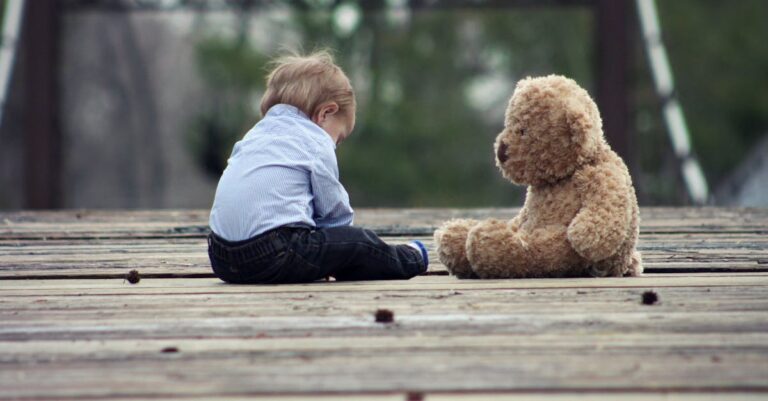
[567,162,631,262]
[508,189,531,231]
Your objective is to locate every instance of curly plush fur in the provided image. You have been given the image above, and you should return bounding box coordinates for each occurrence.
[435,75,642,279]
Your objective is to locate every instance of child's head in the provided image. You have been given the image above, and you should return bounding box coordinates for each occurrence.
[260,50,356,144]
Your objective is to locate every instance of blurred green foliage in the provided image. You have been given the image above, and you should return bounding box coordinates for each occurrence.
[189,37,269,175]
[189,0,768,206]
[633,0,768,203]
[657,0,768,185]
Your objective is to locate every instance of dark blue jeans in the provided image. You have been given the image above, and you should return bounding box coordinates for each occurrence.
[208,225,426,284]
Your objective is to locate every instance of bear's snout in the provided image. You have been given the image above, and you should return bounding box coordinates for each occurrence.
[496,141,509,164]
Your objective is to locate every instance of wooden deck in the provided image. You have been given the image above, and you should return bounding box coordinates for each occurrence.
[1,207,767,400]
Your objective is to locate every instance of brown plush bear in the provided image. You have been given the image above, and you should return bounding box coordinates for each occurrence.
[435,75,642,279]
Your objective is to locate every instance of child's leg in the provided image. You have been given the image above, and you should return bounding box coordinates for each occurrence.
[208,230,295,284]
[290,226,426,281]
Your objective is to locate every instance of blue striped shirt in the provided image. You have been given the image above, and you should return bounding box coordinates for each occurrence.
[209,104,354,241]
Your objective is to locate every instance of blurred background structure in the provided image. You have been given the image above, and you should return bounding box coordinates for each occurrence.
[1,0,767,210]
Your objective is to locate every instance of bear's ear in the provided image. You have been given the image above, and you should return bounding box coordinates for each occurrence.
[565,97,601,159]
[503,96,515,128]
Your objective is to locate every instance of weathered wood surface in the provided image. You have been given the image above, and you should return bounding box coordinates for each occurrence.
[1,208,767,279]
[2,275,768,399]
[2,208,768,238]
[1,208,767,399]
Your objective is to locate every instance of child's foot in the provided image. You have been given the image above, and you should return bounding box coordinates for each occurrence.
[406,240,429,272]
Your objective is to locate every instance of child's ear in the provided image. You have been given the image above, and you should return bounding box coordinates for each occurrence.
[315,102,339,123]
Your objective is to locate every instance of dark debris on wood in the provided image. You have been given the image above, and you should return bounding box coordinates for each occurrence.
[375,309,394,323]
[125,270,140,284]
[642,290,659,305]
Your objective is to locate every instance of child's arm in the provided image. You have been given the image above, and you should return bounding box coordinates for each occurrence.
[310,149,354,227]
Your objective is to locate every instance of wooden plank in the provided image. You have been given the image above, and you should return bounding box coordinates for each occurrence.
[2,394,760,401]
[3,281,766,317]
[1,209,767,399]
[2,349,765,398]
[1,208,767,240]
[3,332,768,356]
[0,207,763,225]
[2,288,768,339]
[2,228,768,279]
[2,274,768,294]
[0,395,758,401]
[4,235,766,258]
[2,260,766,280]
[1,275,767,398]
[431,395,766,401]
[3,347,766,398]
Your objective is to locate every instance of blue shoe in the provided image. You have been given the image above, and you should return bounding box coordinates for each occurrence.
[407,240,429,270]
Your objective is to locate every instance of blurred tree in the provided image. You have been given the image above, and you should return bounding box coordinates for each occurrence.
[188,37,268,177]
[190,2,592,207]
[635,0,768,203]
[189,0,768,206]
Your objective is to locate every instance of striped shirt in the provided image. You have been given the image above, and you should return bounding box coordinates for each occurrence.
[209,104,354,241]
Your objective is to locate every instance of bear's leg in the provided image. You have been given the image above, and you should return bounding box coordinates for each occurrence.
[587,247,643,277]
[626,250,643,276]
[434,219,479,279]
[467,223,582,279]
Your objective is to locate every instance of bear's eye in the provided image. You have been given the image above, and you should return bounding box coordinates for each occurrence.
[518,128,526,136]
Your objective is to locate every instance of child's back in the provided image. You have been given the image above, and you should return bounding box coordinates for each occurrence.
[210,104,352,242]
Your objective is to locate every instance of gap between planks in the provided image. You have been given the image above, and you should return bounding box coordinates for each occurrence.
[2,274,768,295]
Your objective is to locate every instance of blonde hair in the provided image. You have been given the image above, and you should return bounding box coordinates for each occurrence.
[260,50,356,119]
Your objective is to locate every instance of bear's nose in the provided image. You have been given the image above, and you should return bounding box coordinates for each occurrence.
[497,141,509,164]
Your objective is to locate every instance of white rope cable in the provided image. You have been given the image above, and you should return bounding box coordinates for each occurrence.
[0,0,25,129]
[636,0,709,204]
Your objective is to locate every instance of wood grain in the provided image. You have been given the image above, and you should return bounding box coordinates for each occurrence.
[1,208,767,399]
[2,276,768,399]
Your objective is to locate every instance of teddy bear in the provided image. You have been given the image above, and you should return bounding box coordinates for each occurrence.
[434,75,642,279]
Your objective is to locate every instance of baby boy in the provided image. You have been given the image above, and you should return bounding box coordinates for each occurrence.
[208,51,428,284]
